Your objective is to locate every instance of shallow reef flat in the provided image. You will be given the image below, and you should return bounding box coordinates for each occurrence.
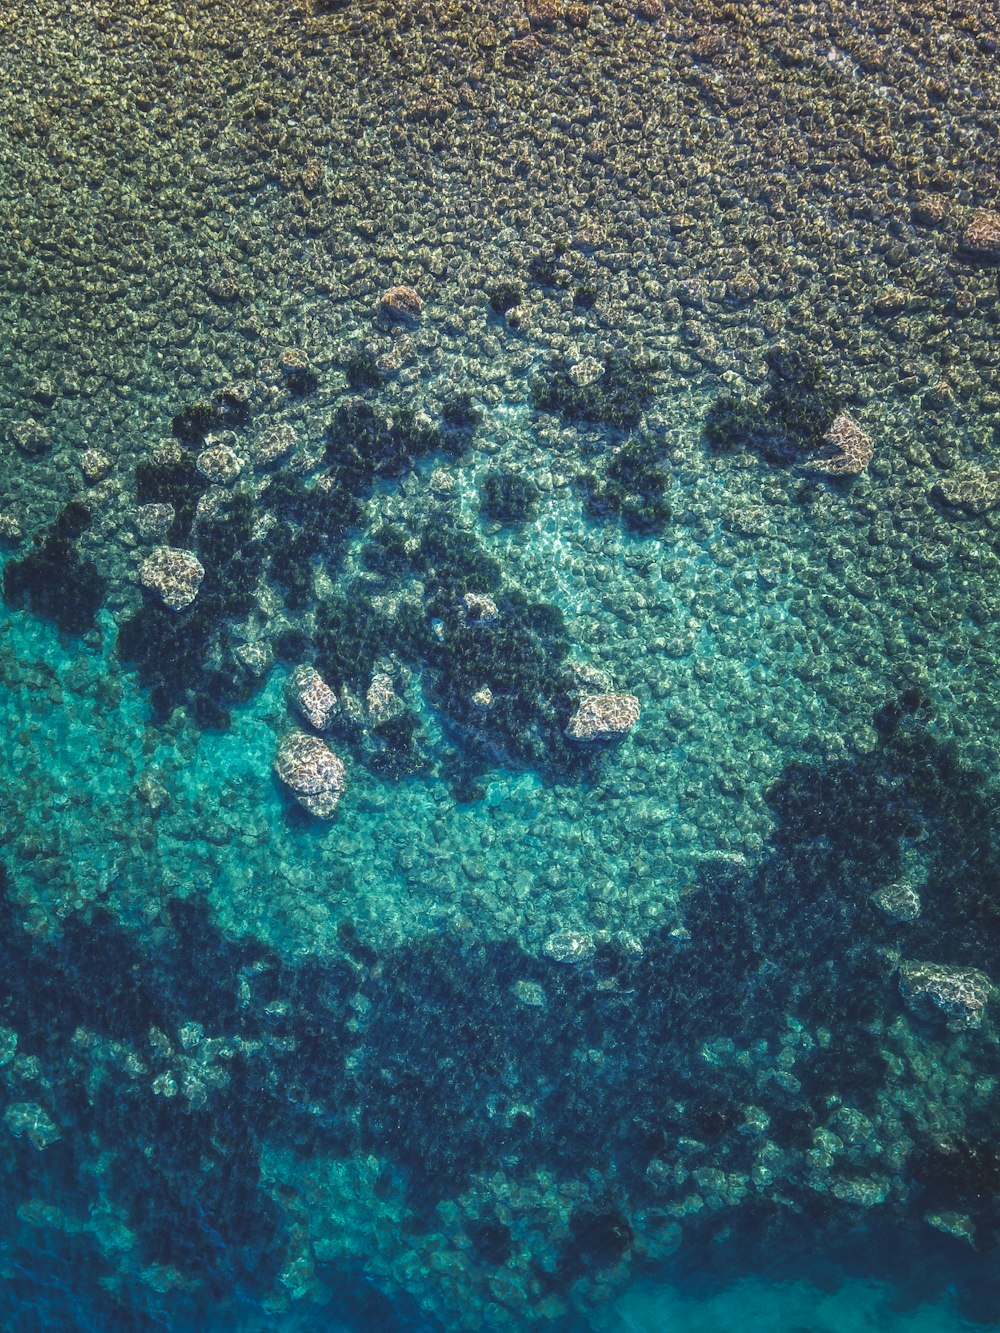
[1,1,1000,1329]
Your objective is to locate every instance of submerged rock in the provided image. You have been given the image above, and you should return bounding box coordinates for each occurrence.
[960,209,1000,261]
[566,693,640,742]
[544,929,596,964]
[899,961,994,1032]
[461,591,500,625]
[196,441,243,484]
[366,672,402,725]
[274,731,346,818]
[139,546,205,610]
[286,664,339,730]
[932,466,1000,515]
[134,503,175,542]
[802,412,874,477]
[379,285,424,323]
[11,417,51,456]
[872,881,921,923]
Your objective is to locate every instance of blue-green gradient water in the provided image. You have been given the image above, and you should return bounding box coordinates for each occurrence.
[2,0,1000,1329]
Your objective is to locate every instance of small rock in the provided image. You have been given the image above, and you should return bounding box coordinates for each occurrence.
[899,961,994,1032]
[379,285,424,323]
[472,686,494,711]
[544,929,596,964]
[196,443,243,484]
[366,672,402,725]
[960,209,1000,262]
[568,355,604,388]
[566,693,640,742]
[635,0,663,17]
[429,467,457,496]
[254,424,298,466]
[80,449,112,483]
[134,503,175,542]
[527,0,562,30]
[140,547,205,610]
[234,641,273,676]
[461,591,500,624]
[932,466,1000,515]
[802,411,874,477]
[872,882,921,923]
[0,513,23,543]
[274,731,346,818]
[11,418,51,455]
[287,664,339,730]
[4,1101,60,1150]
[912,193,947,227]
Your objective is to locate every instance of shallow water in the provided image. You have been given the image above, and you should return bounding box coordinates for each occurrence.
[2,0,1000,1329]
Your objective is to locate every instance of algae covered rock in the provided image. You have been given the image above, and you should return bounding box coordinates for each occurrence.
[274,730,346,818]
[139,546,205,610]
[566,693,640,742]
[899,961,994,1032]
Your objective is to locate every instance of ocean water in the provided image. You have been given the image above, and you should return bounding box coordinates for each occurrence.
[2,0,1000,1330]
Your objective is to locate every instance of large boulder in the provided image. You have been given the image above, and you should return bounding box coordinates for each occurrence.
[139,546,205,610]
[379,285,423,323]
[899,961,994,1032]
[274,731,346,818]
[566,693,640,742]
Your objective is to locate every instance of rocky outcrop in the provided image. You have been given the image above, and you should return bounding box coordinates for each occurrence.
[274,731,346,818]
[566,693,640,742]
[461,592,500,625]
[139,546,204,610]
[899,961,994,1032]
[286,665,338,730]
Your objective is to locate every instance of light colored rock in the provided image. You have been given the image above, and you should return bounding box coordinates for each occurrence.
[566,693,640,742]
[0,513,23,542]
[461,591,500,624]
[286,664,338,730]
[140,546,205,610]
[274,731,346,818]
[366,672,402,725]
[543,929,596,964]
[568,355,604,388]
[135,503,175,542]
[899,961,994,1032]
[871,882,921,922]
[11,418,51,455]
[196,442,243,484]
[4,1101,60,1150]
[254,424,298,466]
[932,466,1000,515]
[472,686,494,711]
[802,412,874,477]
[80,449,112,483]
[379,285,424,322]
[960,209,1000,261]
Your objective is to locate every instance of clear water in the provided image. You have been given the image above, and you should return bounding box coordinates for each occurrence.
[2,1,1000,1330]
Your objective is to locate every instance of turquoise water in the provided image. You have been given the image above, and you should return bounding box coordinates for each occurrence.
[2,0,1000,1329]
